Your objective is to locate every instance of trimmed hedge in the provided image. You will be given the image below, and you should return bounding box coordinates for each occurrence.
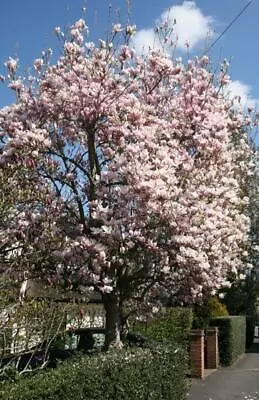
[0,339,189,400]
[132,307,193,347]
[210,316,246,366]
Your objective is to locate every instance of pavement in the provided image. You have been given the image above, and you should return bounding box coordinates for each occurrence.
[187,339,259,400]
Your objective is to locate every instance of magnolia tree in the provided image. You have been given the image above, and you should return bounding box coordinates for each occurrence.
[0,19,255,348]
[0,159,64,299]
[247,149,259,267]
[0,164,49,295]
[223,141,259,315]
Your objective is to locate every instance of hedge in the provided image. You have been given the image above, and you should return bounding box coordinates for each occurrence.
[0,338,189,400]
[210,316,246,366]
[132,307,193,347]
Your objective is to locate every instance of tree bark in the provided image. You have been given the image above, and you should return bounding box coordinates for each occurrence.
[103,293,123,350]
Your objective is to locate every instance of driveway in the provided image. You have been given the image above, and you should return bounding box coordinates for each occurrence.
[188,339,259,400]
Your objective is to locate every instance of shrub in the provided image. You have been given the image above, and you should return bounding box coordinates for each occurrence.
[246,315,255,349]
[0,339,189,400]
[210,316,246,366]
[192,296,229,329]
[223,276,258,317]
[132,307,193,348]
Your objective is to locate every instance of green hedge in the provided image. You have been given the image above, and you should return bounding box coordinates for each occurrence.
[0,340,188,400]
[132,307,193,347]
[210,316,246,366]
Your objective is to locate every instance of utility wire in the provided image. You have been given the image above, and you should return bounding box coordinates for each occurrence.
[203,0,254,55]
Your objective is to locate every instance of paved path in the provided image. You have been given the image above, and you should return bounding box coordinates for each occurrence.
[188,339,259,400]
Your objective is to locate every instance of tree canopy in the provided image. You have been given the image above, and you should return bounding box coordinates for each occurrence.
[0,19,256,347]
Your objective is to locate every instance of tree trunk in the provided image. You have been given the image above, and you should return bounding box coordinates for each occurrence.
[103,293,123,350]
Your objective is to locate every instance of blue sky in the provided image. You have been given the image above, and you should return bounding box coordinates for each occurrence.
[1,0,258,108]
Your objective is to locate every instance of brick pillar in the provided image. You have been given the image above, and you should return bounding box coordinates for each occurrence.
[189,329,205,379]
[206,327,219,369]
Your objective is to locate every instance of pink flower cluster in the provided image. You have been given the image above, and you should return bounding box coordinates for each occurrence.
[0,19,255,306]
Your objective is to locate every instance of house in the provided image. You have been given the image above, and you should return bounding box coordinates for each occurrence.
[0,279,105,359]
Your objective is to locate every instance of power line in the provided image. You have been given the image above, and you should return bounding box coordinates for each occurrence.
[203,0,254,55]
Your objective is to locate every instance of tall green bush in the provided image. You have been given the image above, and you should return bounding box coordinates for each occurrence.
[192,296,229,329]
[210,316,246,366]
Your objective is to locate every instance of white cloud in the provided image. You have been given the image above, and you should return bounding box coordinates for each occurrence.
[131,29,163,55]
[159,1,214,50]
[131,1,214,55]
[227,80,259,109]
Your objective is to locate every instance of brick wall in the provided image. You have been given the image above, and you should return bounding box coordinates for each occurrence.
[189,329,205,379]
[206,327,219,369]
